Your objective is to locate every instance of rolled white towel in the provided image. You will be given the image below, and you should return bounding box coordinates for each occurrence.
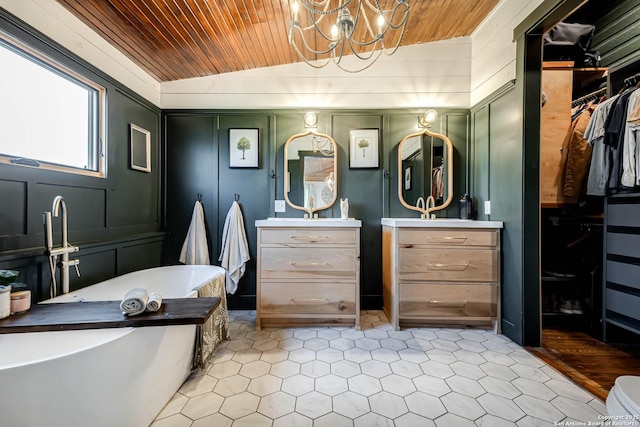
[145,292,163,312]
[120,288,149,316]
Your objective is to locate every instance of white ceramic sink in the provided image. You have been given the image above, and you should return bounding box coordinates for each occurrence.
[256,218,362,227]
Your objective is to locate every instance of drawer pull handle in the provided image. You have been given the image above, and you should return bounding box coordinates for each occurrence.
[427,262,469,271]
[428,299,468,308]
[289,235,329,240]
[426,236,468,244]
[289,262,330,267]
[290,297,330,305]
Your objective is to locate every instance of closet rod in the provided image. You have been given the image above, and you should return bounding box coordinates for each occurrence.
[571,87,607,108]
[624,72,640,88]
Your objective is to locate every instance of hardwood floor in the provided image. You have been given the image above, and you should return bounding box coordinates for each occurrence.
[527,328,640,401]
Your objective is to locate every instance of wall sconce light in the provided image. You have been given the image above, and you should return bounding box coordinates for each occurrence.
[304,112,318,128]
[418,109,438,128]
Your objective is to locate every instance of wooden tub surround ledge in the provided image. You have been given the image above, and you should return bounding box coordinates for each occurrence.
[0,297,221,334]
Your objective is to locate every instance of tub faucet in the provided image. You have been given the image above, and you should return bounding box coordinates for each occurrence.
[44,196,80,295]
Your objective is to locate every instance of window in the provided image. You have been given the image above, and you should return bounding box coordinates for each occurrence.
[0,31,105,177]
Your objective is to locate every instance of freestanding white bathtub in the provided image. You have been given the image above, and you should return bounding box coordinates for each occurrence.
[0,265,226,427]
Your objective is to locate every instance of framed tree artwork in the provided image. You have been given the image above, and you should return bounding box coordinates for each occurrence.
[349,128,379,168]
[229,128,259,168]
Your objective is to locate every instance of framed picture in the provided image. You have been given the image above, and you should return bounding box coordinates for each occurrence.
[130,123,151,172]
[404,166,412,191]
[349,128,379,168]
[229,128,259,168]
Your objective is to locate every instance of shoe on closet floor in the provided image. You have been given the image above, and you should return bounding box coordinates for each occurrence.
[572,300,583,315]
[560,300,574,314]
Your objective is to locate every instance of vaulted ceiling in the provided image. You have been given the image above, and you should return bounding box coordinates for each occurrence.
[56,0,500,82]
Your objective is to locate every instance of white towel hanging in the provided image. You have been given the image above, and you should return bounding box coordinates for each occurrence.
[219,200,250,294]
[179,201,210,265]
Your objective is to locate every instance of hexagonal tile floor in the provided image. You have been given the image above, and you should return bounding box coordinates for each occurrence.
[151,311,606,426]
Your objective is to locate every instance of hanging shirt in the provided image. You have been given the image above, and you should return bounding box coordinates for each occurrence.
[621,89,640,187]
[585,95,619,196]
[605,87,637,191]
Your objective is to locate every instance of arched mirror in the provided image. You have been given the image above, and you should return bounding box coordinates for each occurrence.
[285,130,337,217]
[398,128,453,218]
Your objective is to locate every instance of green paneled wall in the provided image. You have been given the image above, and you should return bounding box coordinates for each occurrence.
[164,109,470,310]
[0,9,163,301]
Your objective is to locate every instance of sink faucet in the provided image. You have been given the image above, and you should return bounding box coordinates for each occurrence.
[425,196,436,220]
[426,195,435,212]
[44,196,80,296]
[416,196,436,219]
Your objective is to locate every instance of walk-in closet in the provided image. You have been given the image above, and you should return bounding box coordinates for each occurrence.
[532,0,640,399]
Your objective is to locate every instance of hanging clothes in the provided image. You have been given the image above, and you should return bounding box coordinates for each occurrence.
[431,163,444,202]
[219,200,250,295]
[604,87,637,191]
[179,200,210,265]
[563,104,595,197]
[623,89,640,187]
[585,95,619,196]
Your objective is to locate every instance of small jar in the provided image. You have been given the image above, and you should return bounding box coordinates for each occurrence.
[0,285,11,319]
[10,290,31,315]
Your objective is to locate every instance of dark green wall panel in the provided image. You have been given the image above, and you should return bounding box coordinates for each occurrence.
[332,114,385,307]
[118,240,164,275]
[0,10,163,301]
[471,106,489,219]
[0,179,26,236]
[488,89,524,343]
[218,114,272,309]
[165,115,218,265]
[445,113,470,219]
[166,110,469,310]
[71,250,118,293]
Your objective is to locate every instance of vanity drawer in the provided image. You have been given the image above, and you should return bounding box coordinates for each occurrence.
[398,248,497,282]
[261,228,356,245]
[606,289,640,322]
[260,247,356,279]
[398,229,496,247]
[261,283,356,315]
[399,283,496,318]
[607,232,640,258]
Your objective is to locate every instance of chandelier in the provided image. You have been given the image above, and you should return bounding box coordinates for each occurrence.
[288,0,410,73]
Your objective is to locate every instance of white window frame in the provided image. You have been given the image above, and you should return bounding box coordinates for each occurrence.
[0,31,106,178]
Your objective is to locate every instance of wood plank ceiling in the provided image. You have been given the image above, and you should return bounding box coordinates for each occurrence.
[56,0,500,82]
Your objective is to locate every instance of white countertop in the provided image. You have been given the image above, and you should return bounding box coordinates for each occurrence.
[381,218,503,228]
[256,218,362,228]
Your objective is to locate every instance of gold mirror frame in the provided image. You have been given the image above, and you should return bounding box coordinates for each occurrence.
[284,130,338,217]
[397,128,454,217]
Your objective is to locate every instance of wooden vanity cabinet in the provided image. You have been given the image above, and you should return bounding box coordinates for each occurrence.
[382,224,501,331]
[255,222,361,330]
